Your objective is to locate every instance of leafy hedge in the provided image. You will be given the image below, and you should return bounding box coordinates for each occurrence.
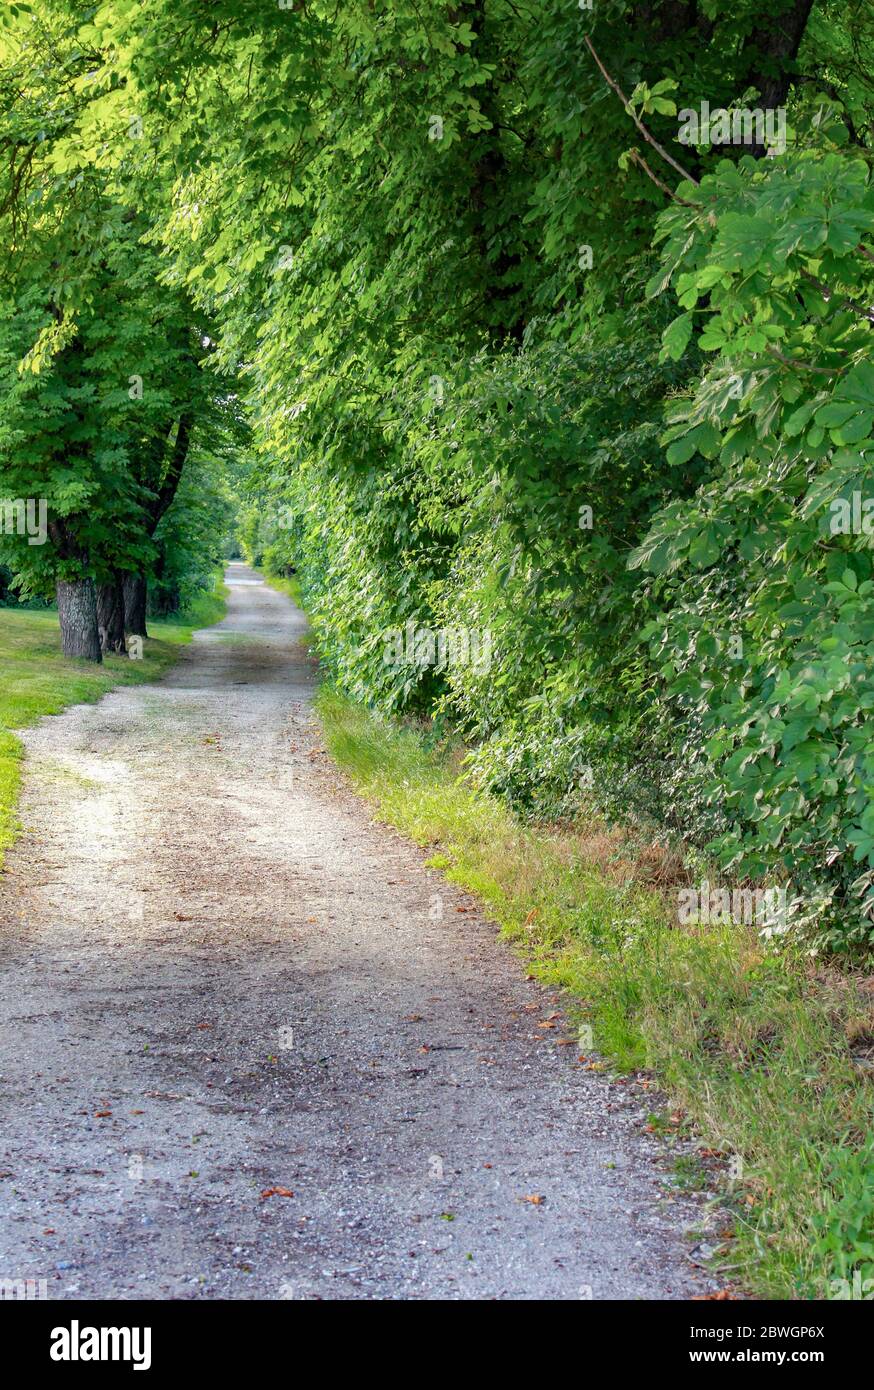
[251,132,874,952]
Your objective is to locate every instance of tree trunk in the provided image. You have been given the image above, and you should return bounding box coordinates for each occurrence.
[122,572,149,638]
[56,579,102,662]
[151,584,181,618]
[97,577,126,655]
[742,0,815,153]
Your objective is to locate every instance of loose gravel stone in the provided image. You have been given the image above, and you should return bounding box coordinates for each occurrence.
[0,564,713,1300]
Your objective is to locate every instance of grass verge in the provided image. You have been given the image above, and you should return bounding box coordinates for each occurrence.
[317,685,874,1301]
[260,570,304,607]
[0,582,226,868]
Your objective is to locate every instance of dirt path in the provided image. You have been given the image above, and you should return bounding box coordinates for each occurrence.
[0,564,714,1300]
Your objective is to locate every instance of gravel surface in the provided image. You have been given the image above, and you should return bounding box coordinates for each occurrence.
[0,563,717,1300]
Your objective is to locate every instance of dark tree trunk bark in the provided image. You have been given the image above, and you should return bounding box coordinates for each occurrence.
[56,579,102,662]
[453,1,524,344]
[742,0,815,153]
[97,577,126,655]
[122,572,149,638]
[150,584,181,617]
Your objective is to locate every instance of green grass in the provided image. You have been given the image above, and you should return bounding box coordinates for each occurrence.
[260,569,304,607]
[316,686,874,1301]
[0,582,226,867]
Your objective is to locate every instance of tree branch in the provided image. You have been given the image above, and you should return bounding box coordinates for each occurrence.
[149,412,193,534]
[583,35,700,188]
[800,267,874,324]
[627,149,701,207]
[766,345,844,376]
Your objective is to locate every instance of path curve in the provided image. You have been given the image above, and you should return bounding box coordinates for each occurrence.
[0,564,712,1300]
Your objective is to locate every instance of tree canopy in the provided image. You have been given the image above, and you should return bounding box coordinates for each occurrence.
[2,0,873,948]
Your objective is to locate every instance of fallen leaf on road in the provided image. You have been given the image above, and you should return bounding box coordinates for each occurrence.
[94,1111,112,1118]
[260,1187,295,1200]
[520,1194,544,1205]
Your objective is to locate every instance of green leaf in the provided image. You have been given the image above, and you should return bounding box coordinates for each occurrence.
[661,311,694,361]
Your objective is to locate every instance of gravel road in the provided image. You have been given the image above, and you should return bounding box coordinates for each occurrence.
[0,563,716,1300]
